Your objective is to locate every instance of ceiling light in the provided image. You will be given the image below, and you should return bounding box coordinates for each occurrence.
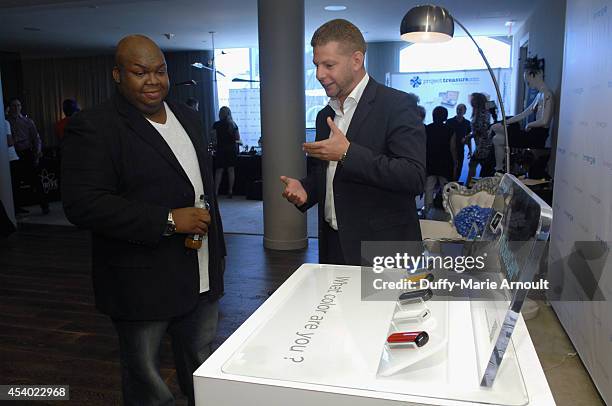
[324,5,347,11]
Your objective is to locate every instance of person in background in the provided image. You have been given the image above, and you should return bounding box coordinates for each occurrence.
[6,97,49,215]
[213,106,240,198]
[416,105,426,123]
[5,118,19,163]
[54,98,80,140]
[446,103,471,181]
[466,92,492,185]
[424,106,456,217]
[186,97,199,112]
[5,119,20,216]
[406,92,420,105]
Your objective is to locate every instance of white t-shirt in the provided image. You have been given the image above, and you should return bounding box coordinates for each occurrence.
[5,119,19,162]
[147,103,209,293]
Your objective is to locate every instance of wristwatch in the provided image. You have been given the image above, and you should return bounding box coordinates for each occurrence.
[163,210,176,236]
[339,146,349,164]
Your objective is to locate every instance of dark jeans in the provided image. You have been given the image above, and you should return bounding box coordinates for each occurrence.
[112,297,218,406]
[508,126,549,149]
[321,221,347,265]
[12,149,48,210]
[454,144,465,181]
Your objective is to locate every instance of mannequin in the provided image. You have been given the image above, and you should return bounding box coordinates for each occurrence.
[492,56,554,172]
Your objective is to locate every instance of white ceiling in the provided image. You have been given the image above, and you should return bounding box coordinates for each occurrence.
[0,0,538,56]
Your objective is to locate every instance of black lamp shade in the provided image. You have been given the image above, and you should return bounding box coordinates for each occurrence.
[400,5,454,43]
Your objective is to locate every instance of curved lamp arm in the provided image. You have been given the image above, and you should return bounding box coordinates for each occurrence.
[453,17,510,173]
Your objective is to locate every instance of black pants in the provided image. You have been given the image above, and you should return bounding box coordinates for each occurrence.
[12,150,48,210]
[454,144,466,181]
[320,221,347,265]
[509,127,549,148]
[112,297,218,406]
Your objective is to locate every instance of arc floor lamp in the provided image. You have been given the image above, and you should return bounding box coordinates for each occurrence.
[400,5,510,173]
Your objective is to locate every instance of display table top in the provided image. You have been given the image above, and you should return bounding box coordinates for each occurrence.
[194,264,555,406]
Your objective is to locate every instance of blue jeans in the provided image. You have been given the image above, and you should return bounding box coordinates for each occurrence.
[112,297,218,406]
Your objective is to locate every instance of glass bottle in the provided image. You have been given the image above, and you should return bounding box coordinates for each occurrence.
[185,194,209,250]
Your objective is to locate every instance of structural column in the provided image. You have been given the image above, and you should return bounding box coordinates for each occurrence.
[258,0,307,250]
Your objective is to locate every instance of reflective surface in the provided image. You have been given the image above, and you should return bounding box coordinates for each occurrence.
[222,264,529,405]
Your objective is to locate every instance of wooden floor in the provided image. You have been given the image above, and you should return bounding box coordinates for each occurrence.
[0,224,318,405]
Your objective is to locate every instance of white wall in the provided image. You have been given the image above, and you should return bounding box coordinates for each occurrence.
[550,0,612,403]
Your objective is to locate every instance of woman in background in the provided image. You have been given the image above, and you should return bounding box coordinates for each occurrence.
[466,93,492,185]
[213,106,241,198]
[424,106,456,216]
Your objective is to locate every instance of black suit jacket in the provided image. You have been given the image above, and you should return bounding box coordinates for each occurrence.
[301,78,426,265]
[61,93,226,320]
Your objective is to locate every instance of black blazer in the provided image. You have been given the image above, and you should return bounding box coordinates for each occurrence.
[301,78,426,265]
[61,93,226,320]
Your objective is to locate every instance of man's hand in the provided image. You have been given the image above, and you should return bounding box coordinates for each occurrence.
[280,176,307,206]
[172,207,211,235]
[302,117,350,161]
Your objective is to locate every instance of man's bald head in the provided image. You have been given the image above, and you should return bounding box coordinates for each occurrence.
[112,34,169,119]
[114,34,164,68]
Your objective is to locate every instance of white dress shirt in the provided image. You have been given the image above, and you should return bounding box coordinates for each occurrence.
[147,103,210,293]
[324,73,369,230]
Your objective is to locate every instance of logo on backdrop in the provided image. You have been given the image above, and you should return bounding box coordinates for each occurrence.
[411,76,479,88]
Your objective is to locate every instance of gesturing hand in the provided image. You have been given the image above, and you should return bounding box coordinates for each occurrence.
[302,117,350,161]
[280,176,307,206]
[172,207,211,235]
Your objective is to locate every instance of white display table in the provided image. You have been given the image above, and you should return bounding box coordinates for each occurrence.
[194,264,555,406]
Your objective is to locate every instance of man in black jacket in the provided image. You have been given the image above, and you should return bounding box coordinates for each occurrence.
[62,35,225,406]
[281,19,426,265]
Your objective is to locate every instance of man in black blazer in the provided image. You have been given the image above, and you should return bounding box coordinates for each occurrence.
[62,35,225,406]
[281,19,426,265]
